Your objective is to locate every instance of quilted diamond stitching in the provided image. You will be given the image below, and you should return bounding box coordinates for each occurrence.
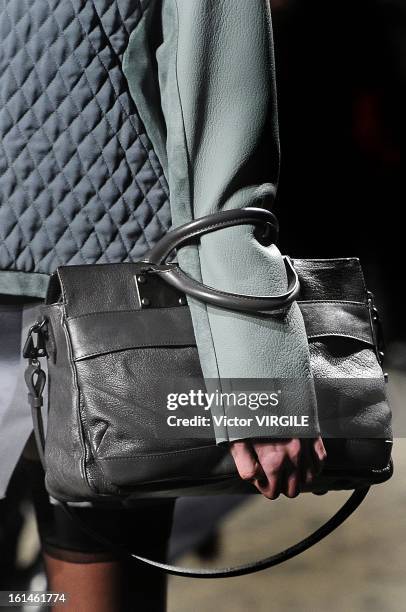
[53,1,159,250]
[0,0,171,276]
[0,4,109,268]
[0,62,69,268]
[4,2,91,264]
[41,1,136,259]
[86,0,169,198]
[68,5,160,251]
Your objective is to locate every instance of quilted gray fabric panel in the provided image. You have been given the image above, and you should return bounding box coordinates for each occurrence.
[0,0,170,275]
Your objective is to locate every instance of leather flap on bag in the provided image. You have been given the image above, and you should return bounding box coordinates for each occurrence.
[293,258,368,302]
[298,301,374,345]
[294,257,373,345]
[47,262,185,317]
[46,263,197,360]
[68,308,197,361]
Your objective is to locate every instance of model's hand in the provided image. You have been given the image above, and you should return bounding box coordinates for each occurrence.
[230,437,327,499]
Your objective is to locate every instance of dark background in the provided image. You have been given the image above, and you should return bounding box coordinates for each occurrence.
[272,0,406,355]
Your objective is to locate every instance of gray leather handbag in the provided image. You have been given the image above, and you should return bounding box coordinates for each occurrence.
[23,207,392,577]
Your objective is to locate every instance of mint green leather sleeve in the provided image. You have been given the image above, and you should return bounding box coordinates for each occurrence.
[123,0,319,442]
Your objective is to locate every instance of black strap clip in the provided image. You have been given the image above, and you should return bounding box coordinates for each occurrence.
[367,292,387,379]
[23,318,48,411]
[23,319,48,359]
[24,359,46,409]
[23,319,48,469]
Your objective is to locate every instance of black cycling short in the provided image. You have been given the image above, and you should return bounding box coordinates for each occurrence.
[21,457,175,564]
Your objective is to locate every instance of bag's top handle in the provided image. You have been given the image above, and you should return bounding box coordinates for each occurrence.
[143,207,279,264]
[143,207,300,313]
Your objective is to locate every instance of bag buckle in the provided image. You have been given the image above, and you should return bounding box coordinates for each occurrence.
[367,292,387,380]
[23,319,48,359]
[133,265,187,309]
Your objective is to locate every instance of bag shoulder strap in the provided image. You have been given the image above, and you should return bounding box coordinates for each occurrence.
[60,488,369,578]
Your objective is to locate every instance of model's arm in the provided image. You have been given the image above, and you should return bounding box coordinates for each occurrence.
[124,0,326,497]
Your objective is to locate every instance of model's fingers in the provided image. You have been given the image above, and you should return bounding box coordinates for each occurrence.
[285,438,301,469]
[302,437,327,488]
[284,468,300,498]
[230,441,262,483]
[258,467,281,500]
[300,439,316,485]
[276,438,303,494]
[253,442,284,500]
[282,439,301,497]
[313,437,327,473]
